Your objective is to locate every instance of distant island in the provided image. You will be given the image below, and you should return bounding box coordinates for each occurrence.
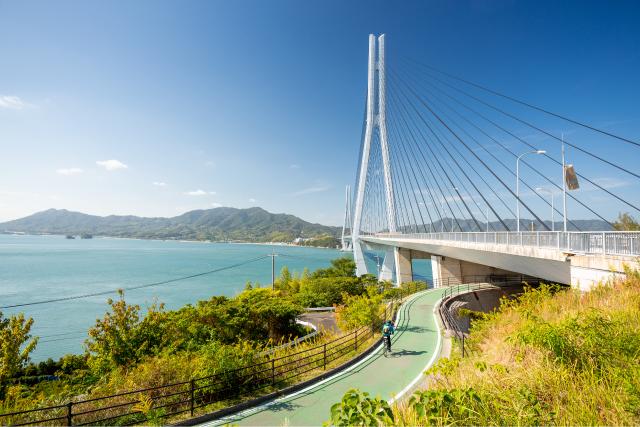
[0,207,341,247]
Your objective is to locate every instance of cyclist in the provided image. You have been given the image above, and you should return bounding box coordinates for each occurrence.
[382,320,395,353]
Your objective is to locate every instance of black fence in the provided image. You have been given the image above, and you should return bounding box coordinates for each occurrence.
[0,284,427,426]
[437,274,543,356]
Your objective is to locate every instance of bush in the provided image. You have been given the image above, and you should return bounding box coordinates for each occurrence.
[326,388,394,426]
[0,311,38,390]
[335,287,384,331]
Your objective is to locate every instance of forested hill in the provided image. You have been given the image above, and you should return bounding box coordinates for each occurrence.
[0,207,340,243]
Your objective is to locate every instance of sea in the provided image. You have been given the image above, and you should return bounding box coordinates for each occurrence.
[0,234,431,362]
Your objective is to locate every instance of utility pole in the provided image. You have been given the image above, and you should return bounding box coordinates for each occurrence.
[270,252,277,289]
[561,133,568,232]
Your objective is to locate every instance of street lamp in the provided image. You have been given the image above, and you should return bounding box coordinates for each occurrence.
[516,150,546,232]
[535,187,555,231]
[451,187,459,232]
[442,188,459,232]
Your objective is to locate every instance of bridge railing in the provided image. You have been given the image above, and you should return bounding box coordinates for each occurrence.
[367,231,640,257]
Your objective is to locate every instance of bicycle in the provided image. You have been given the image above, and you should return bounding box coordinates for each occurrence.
[382,335,392,356]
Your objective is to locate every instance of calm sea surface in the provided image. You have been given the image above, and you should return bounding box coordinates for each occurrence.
[0,235,345,362]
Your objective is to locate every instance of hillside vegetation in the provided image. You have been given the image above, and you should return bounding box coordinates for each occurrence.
[330,268,640,426]
[1,258,416,424]
[0,207,339,244]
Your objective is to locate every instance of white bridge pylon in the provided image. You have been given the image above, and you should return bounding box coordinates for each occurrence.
[352,34,399,283]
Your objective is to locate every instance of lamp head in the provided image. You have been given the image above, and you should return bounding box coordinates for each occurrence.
[536,150,546,154]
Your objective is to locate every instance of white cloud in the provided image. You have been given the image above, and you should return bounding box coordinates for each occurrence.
[56,168,83,176]
[0,95,28,110]
[291,185,330,197]
[290,164,301,169]
[592,177,629,190]
[185,189,216,196]
[96,159,128,171]
[248,198,256,203]
[211,202,222,208]
[152,181,167,187]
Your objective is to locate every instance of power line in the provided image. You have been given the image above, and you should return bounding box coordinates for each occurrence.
[0,255,271,309]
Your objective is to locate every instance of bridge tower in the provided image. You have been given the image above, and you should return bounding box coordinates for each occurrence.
[352,34,400,283]
[341,185,352,251]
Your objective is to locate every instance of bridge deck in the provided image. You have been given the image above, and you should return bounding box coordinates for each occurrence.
[201,289,445,426]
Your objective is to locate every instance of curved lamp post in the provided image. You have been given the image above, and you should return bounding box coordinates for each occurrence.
[516,150,546,232]
[536,187,555,231]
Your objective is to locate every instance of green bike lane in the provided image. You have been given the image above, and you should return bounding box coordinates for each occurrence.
[205,288,446,426]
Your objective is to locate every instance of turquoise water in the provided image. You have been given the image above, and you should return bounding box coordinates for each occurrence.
[0,235,342,362]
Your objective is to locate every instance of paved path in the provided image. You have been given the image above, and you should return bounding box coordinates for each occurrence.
[205,288,445,427]
[298,311,340,333]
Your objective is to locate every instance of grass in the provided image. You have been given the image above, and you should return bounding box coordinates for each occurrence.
[391,268,640,426]
[0,320,380,425]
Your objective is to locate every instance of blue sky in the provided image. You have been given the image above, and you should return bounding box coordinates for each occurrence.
[1,0,639,225]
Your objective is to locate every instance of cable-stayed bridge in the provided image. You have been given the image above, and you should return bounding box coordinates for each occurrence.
[343,34,640,290]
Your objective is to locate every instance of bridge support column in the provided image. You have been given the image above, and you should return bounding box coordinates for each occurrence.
[395,247,413,286]
[353,240,369,276]
[431,255,463,288]
[379,248,395,282]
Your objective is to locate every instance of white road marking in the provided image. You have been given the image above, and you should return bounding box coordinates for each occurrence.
[202,289,440,426]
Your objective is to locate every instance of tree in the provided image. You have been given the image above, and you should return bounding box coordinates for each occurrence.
[312,257,356,278]
[335,287,384,331]
[613,212,640,231]
[275,266,292,291]
[0,311,38,387]
[85,290,169,373]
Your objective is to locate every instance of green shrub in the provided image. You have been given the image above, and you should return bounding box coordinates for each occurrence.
[326,388,394,426]
[336,287,384,331]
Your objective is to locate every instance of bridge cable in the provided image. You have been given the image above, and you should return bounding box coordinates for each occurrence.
[389,85,473,232]
[391,69,514,231]
[386,88,449,230]
[387,103,436,231]
[394,66,569,230]
[412,68,640,216]
[390,80,493,232]
[391,79,510,231]
[391,68,551,231]
[400,56,640,149]
[389,85,482,231]
[399,63,624,224]
[399,74,552,232]
[400,69,585,230]
[387,103,430,232]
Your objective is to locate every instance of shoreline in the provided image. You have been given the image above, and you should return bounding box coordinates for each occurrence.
[0,232,339,249]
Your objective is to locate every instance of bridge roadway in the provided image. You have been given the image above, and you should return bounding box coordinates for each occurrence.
[201,288,445,426]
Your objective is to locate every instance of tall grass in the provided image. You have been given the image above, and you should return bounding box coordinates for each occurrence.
[394,270,640,426]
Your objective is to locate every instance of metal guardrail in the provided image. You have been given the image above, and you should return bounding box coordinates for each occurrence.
[0,286,424,426]
[362,231,640,257]
[437,276,543,357]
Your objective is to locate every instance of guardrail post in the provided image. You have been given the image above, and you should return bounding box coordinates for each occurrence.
[602,232,606,255]
[323,343,327,370]
[190,379,195,416]
[271,359,276,386]
[66,402,73,426]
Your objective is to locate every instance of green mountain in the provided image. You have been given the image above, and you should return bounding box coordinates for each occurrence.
[0,208,340,243]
